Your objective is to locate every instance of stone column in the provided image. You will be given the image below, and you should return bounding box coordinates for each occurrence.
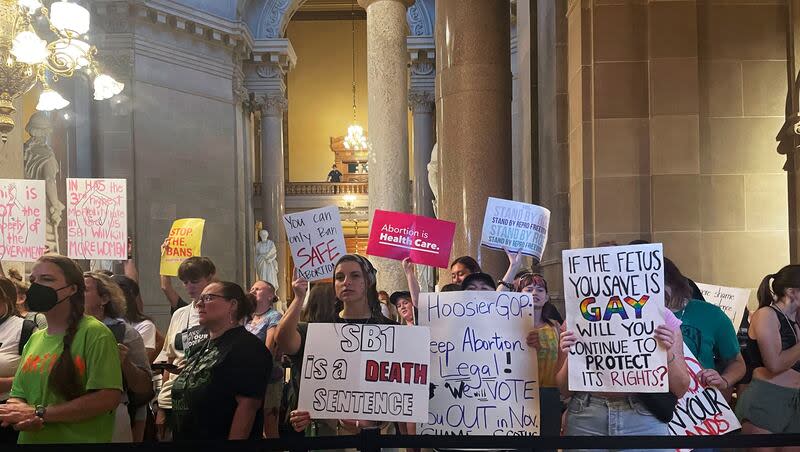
[257,93,288,294]
[409,91,435,218]
[360,0,412,293]
[435,1,513,282]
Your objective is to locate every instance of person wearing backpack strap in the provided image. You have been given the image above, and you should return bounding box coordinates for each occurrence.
[0,278,36,444]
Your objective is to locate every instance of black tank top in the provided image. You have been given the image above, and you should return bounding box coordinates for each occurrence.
[745,305,800,373]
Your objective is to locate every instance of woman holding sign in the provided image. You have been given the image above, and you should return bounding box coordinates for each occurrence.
[736,265,800,437]
[276,254,395,438]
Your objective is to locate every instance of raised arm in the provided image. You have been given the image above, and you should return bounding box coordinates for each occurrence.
[497,248,525,291]
[275,275,307,357]
[402,258,421,307]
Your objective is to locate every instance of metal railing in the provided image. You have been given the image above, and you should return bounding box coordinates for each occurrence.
[254,182,368,197]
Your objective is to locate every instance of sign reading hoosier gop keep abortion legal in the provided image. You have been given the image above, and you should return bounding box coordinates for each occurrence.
[481,197,550,262]
[283,205,347,281]
[418,291,540,436]
[668,343,741,443]
[695,283,750,329]
[366,210,456,268]
[159,218,206,276]
[0,179,46,262]
[562,243,667,392]
[67,178,127,260]
[298,323,431,423]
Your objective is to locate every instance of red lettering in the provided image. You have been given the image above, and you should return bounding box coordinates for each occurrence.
[388,362,402,383]
[364,360,379,382]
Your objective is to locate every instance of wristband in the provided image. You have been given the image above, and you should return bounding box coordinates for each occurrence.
[498,280,514,290]
[666,353,677,364]
[721,376,730,389]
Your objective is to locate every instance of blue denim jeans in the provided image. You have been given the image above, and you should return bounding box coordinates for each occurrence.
[564,393,669,452]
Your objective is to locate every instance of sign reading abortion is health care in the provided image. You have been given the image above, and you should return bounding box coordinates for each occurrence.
[283,206,347,281]
[298,323,431,423]
[0,179,46,262]
[366,210,456,268]
[562,243,667,392]
[418,291,540,436]
[481,197,550,262]
[67,178,127,260]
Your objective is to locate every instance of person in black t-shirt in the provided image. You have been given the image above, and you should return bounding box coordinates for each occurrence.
[326,165,342,183]
[275,254,394,437]
[171,281,271,441]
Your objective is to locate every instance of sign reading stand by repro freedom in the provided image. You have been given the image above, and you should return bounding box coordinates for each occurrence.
[481,197,550,262]
[562,243,667,392]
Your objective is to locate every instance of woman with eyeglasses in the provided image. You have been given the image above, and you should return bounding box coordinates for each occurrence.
[170,281,271,441]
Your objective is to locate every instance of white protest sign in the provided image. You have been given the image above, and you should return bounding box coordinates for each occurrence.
[66,178,127,260]
[283,206,347,281]
[0,179,46,262]
[695,283,750,329]
[481,197,550,262]
[562,243,667,392]
[418,291,540,436]
[298,323,431,423]
[668,343,741,443]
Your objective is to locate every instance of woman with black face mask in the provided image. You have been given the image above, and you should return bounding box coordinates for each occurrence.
[0,255,123,444]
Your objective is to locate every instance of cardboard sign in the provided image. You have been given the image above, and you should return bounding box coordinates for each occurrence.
[159,218,206,276]
[366,210,456,268]
[67,178,127,260]
[562,243,668,392]
[481,197,550,262]
[298,323,431,423]
[668,344,741,444]
[695,283,750,329]
[283,206,347,281]
[418,291,540,436]
[0,179,46,262]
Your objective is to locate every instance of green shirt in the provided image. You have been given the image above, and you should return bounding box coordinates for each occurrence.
[10,315,123,444]
[677,299,740,370]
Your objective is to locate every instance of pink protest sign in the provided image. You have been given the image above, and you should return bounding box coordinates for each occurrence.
[67,178,128,260]
[366,210,455,268]
[0,179,46,262]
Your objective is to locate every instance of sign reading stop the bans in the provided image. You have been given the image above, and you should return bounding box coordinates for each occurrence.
[159,218,206,276]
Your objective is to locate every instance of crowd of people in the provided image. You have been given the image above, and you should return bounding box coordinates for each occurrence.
[0,238,797,449]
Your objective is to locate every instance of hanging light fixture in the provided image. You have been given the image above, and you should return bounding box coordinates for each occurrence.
[0,0,125,142]
[342,0,369,153]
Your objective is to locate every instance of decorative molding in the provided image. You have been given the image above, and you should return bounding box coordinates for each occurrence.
[255,93,288,117]
[408,91,434,114]
[258,0,297,38]
[407,35,434,93]
[407,0,432,36]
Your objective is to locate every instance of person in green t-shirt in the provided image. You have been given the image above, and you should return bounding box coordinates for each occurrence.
[0,255,123,444]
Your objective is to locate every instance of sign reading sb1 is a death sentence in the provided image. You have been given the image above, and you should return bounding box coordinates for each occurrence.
[298,323,431,423]
[67,178,127,260]
[562,243,667,392]
[159,218,206,276]
[0,179,46,262]
[419,291,540,436]
[283,206,347,281]
[481,197,550,262]
[366,210,456,268]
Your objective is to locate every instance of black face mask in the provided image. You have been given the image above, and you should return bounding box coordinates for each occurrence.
[27,282,71,313]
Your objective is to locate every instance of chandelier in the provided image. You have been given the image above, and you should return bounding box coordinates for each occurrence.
[342,0,369,154]
[0,0,124,142]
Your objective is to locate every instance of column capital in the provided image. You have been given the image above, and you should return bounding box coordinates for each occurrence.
[254,93,288,117]
[358,0,415,9]
[408,90,434,114]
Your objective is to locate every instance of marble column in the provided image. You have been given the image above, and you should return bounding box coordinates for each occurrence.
[359,0,412,293]
[409,91,435,218]
[258,93,288,294]
[435,1,513,283]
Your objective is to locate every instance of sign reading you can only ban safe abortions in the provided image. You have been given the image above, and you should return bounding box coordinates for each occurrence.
[418,291,540,436]
[0,179,46,262]
[283,206,347,281]
[298,323,431,423]
[562,243,667,392]
[481,197,550,262]
[366,210,456,268]
[67,178,127,260]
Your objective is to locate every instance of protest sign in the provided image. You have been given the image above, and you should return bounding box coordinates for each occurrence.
[562,243,667,392]
[283,206,347,281]
[298,323,431,423]
[695,283,750,329]
[159,218,206,276]
[418,291,540,436]
[366,210,456,268]
[0,179,46,262]
[67,178,127,260]
[668,344,741,443]
[481,197,550,262]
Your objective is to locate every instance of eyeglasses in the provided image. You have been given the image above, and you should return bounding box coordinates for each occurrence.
[198,293,228,303]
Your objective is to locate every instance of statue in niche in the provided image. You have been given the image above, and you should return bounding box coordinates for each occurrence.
[427,142,439,217]
[255,229,279,290]
[23,112,64,254]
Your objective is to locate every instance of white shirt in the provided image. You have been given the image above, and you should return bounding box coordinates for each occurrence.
[0,316,25,401]
[131,319,157,350]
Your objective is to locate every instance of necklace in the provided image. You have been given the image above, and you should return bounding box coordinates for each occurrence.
[772,302,799,342]
[673,299,689,320]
